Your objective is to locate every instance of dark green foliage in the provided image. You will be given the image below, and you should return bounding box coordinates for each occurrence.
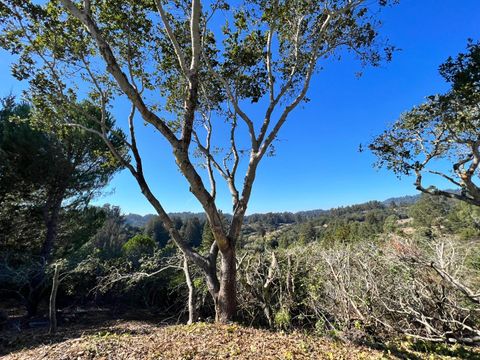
[298,222,316,245]
[0,96,125,260]
[447,202,480,239]
[199,221,215,255]
[180,217,203,248]
[258,201,399,248]
[0,101,48,261]
[199,213,230,253]
[246,212,297,226]
[89,205,131,259]
[0,204,107,310]
[56,206,107,259]
[0,97,47,200]
[409,194,452,230]
[144,216,171,248]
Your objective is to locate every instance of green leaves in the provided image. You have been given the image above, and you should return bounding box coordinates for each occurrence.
[1,96,126,215]
[0,0,395,145]
[122,234,157,259]
[370,41,480,205]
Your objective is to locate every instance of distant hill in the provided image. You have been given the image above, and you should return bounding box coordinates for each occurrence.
[125,212,211,228]
[382,194,421,206]
[124,213,156,228]
[382,190,461,206]
[124,193,423,228]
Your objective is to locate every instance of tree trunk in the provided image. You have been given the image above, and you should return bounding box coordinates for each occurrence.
[27,197,62,317]
[215,247,237,323]
[183,256,196,324]
[49,263,60,335]
[41,199,62,263]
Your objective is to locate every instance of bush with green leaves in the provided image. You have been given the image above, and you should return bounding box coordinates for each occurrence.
[122,234,157,261]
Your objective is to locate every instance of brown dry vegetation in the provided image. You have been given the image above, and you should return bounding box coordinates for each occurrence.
[2,321,480,360]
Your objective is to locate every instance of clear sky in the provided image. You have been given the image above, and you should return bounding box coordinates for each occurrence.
[1,0,480,215]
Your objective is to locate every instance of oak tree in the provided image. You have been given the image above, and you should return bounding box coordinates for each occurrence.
[370,41,480,206]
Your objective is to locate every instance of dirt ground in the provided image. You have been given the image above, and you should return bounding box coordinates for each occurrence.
[1,314,480,359]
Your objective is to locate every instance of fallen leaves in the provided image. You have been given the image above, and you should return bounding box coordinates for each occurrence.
[2,321,478,359]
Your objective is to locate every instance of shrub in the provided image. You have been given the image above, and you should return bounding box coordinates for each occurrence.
[274,308,291,330]
[122,234,156,260]
[236,237,480,344]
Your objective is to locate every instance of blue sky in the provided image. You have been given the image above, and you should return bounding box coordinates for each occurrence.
[1,0,479,215]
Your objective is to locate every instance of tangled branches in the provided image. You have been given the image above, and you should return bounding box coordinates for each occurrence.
[236,237,480,344]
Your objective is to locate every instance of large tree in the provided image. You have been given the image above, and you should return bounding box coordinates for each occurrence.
[0,0,395,321]
[0,97,46,255]
[0,97,125,314]
[370,41,480,206]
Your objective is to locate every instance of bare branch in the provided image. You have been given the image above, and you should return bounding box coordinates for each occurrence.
[189,0,201,72]
[430,262,480,305]
[153,0,189,76]
[202,53,258,150]
[59,0,180,147]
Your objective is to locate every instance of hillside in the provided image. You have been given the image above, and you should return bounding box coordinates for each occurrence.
[124,193,422,228]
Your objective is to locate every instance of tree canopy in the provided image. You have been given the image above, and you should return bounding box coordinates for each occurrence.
[0,96,125,314]
[0,0,396,321]
[370,41,480,206]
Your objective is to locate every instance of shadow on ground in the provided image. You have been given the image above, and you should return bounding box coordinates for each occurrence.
[363,339,480,360]
[0,308,169,357]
